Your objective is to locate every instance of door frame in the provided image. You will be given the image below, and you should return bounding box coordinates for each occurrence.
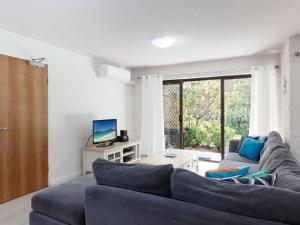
[163,74,251,159]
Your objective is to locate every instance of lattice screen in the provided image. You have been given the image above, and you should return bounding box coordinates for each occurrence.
[163,84,180,129]
[163,84,181,148]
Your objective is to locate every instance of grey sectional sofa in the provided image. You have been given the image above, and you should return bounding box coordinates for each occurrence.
[30,131,300,225]
[223,131,300,192]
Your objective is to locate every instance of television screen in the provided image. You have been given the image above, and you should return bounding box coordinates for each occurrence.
[93,119,117,143]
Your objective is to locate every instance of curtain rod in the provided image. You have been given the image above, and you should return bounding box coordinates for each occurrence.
[136,65,280,79]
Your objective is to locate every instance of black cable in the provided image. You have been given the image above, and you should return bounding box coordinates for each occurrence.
[86,134,93,147]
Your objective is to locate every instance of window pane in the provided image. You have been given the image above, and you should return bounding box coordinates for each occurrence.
[183,80,221,153]
[224,78,251,152]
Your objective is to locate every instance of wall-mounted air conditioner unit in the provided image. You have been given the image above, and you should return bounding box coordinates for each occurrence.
[98,64,132,84]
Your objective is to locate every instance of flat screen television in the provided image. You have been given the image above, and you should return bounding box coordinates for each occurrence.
[93,119,117,144]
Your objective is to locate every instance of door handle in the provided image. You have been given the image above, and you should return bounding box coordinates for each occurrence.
[0,128,8,131]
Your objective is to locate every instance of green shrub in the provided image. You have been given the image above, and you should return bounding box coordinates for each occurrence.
[184,121,236,151]
[195,127,205,146]
[201,122,213,147]
[225,109,250,136]
[184,126,197,146]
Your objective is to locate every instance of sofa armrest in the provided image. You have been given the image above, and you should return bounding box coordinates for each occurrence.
[85,185,285,225]
[229,139,240,153]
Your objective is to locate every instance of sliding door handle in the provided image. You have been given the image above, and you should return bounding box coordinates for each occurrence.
[0,128,8,131]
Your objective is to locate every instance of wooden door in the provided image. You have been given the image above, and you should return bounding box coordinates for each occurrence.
[0,54,48,203]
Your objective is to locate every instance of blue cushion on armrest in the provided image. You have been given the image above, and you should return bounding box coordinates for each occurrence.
[206,166,249,178]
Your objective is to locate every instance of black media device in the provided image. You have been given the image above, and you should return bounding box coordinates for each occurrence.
[120,130,127,136]
[117,129,129,142]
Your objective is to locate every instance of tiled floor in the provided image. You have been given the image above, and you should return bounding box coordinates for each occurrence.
[0,192,36,225]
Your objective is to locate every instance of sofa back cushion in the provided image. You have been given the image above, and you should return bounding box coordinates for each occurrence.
[275,173,300,192]
[273,151,300,193]
[261,145,298,172]
[92,158,173,197]
[259,131,284,169]
[171,168,300,225]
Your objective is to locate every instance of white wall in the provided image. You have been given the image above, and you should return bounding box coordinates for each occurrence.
[131,54,280,141]
[0,29,134,185]
[288,34,300,161]
[281,39,290,143]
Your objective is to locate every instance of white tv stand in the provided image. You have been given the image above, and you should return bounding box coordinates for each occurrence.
[81,140,141,175]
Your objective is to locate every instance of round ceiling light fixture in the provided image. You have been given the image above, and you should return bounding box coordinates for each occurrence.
[150,36,176,48]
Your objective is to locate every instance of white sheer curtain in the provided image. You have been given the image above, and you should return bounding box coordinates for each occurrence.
[140,75,165,156]
[249,65,281,136]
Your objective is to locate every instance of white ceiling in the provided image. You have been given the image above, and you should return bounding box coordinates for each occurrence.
[0,0,299,68]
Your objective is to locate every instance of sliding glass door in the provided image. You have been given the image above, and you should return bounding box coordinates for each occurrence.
[224,78,251,152]
[183,80,221,152]
[163,75,251,159]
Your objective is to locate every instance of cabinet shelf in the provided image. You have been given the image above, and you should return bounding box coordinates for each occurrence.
[123,151,135,157]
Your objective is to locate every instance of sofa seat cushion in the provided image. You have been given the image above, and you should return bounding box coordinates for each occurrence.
[31,174,96,225]
[171,168,300,225]
[219,159,260,174]
[30,211,69,225]
[224,153,259,164]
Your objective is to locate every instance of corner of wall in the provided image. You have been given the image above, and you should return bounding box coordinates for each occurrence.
[283,33,300,162]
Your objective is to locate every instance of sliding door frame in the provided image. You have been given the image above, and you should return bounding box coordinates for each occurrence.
[163,74,251,159]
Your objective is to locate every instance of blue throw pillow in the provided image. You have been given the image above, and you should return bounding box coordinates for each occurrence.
[239,138,264,161]
[206,166,250,178]
[236,135,267,153]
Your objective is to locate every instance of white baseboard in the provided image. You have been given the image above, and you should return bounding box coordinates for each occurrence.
[49,170,83,186]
